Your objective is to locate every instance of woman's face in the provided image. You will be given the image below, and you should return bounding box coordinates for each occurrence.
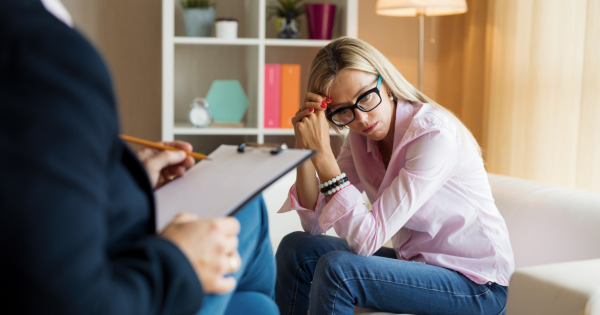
[328,69,395,141]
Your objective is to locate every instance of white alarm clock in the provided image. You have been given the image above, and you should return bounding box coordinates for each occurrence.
[188,97,212,128]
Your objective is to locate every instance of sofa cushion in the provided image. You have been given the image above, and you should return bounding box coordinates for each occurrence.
[487,173,600,268]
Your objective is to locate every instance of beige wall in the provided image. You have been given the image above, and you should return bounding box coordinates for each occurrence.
[61,0,163,141]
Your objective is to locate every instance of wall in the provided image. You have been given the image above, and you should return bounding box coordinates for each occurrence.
[61,0,163,141]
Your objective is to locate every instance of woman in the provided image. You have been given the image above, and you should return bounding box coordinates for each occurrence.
[276,37,514,315]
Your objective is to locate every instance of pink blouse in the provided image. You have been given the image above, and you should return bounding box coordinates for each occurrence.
[279,101,515,286]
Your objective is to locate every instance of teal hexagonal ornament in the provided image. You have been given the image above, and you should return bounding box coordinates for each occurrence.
[205,80,249,123]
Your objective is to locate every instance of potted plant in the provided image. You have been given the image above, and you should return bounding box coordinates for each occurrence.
[267,0,305,39]
[181,0,217,37]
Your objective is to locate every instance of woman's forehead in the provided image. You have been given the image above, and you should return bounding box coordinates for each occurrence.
[328,70,377,100]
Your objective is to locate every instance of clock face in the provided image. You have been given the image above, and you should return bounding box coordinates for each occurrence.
[189,106,211,127]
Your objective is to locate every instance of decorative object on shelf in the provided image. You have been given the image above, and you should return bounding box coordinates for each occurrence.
[264,64,281,128]
[188,97,212,128]
[215,18,238,39]
[280,64,301,128]
[376,0,467,91]
[206,80,249,123]
[267,0,305,39]
[305,3,336,40]
[181,0,217,37]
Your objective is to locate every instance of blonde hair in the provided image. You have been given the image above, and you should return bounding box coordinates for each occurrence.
[307,37,481,157]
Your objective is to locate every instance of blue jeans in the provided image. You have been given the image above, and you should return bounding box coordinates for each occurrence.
[196,195,278,315]
[276,232,507,315]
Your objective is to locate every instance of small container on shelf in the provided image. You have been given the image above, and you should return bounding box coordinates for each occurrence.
[215,18,238,39]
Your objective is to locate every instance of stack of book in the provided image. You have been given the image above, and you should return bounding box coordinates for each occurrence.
[264,64,301,129]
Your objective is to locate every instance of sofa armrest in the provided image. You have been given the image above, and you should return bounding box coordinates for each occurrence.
[507,258,600,315]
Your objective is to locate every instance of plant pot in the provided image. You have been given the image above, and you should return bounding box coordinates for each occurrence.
[215,19,238,39]
[305,3,336,40]
[275,17,302,34]
[183,7,215,37]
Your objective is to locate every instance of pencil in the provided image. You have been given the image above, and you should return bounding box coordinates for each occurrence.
[120,135,210,160]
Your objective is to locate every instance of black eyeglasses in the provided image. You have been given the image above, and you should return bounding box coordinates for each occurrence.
[326,76,383,127]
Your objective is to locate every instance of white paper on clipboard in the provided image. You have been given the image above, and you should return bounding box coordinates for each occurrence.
[155,144,315,231]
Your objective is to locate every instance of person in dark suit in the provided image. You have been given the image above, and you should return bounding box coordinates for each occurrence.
[0,1,278,314]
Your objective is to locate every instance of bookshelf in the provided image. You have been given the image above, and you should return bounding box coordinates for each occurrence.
[162,0,357,154]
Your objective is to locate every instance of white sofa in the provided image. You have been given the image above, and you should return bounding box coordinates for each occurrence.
[263,173,600,315]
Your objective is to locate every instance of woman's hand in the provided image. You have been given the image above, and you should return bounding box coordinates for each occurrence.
[293,92,332,152]
[136,140,196,189]
[161,213,241,294]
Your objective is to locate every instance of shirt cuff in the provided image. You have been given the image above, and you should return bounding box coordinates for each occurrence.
[318,184,365,233]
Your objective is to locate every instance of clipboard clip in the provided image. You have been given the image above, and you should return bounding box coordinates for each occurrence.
[238,142,288,155]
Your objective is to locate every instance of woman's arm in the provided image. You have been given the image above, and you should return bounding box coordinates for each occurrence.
[318,127,462,256]
[295,154,320,210]
[293,92,339,210]
[279,136,363,235]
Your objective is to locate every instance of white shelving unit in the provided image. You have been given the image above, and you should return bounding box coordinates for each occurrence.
[162,0,357,152]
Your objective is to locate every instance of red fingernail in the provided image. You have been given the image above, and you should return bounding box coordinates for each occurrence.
[321,101,327,108]
[326,98,332,103]
[309,108,314,112]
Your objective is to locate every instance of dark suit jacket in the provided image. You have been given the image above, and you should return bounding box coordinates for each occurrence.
[0,1,203,314]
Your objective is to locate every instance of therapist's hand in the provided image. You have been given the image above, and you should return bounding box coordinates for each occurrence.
[161,213,242,294]
[136,140,196,189]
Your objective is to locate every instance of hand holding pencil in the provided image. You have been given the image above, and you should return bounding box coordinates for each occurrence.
[121,135,199,189]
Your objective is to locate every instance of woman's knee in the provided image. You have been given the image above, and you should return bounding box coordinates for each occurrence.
[275,231,316,262]
[313,250,354,283]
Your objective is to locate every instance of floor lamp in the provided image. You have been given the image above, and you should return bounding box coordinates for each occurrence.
[376,0,467,91]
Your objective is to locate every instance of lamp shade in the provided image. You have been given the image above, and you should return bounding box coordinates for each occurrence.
[376,0,467,16]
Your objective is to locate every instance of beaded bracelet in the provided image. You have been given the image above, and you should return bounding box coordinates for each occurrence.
[323,180,351,197]
[319,173,350,197]
[320,177,348,193]
[318,173,347,190]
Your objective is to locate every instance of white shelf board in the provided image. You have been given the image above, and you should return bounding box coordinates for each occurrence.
[173,37,260,46]
[264,39,331,47]
[173,123,259,135]
[262,128,295,135]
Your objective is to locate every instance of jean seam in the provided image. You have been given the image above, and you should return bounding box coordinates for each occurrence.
[496,301,507,315]
[329,278,492,314]
[290,257,320,315]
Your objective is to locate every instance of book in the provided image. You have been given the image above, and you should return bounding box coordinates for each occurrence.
[154,144,315,230]
[280,64,301,129]
[264,64,281,128]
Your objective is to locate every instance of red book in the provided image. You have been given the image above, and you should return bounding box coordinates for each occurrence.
[264,64,281,128]
[280,64,301,129]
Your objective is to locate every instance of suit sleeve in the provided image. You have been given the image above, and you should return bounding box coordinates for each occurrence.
[0,12,203,315]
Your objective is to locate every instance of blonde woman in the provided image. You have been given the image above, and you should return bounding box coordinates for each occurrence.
[275,37,514,315]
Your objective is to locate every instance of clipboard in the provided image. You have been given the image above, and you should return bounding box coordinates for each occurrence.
[155,143,316,231]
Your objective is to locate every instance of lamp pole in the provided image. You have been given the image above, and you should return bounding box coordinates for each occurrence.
[418,12,424,92]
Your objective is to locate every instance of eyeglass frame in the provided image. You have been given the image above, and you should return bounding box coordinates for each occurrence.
[325,76,383,127]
